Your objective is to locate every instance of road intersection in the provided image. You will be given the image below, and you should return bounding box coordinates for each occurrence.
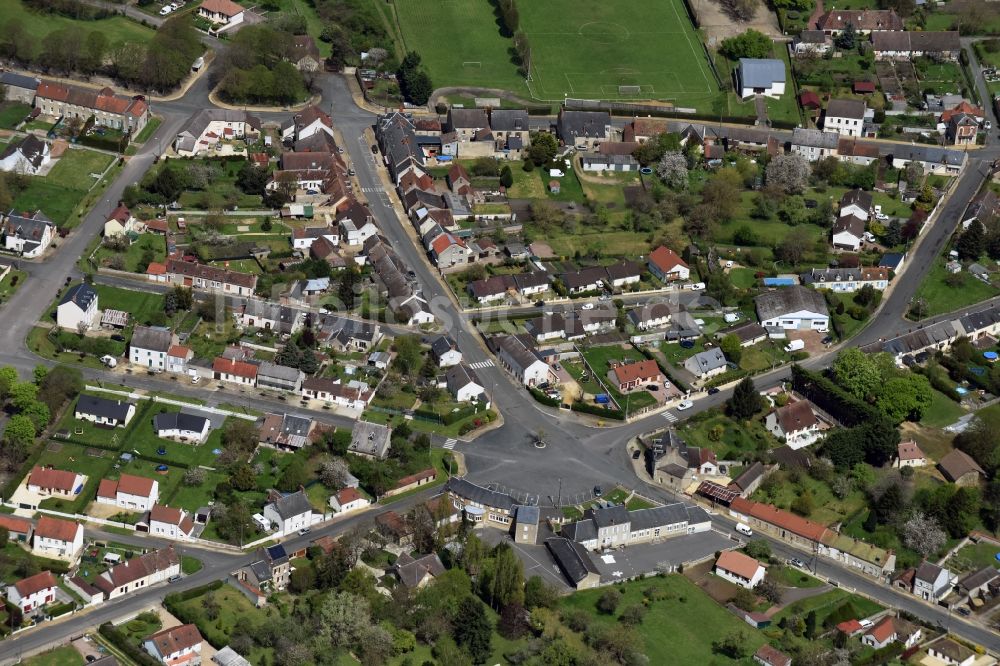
[1,55,999,658]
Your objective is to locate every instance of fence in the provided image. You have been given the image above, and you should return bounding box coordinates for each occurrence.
[84,384,258,421]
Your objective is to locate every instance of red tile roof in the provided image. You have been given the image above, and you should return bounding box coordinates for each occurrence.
[14,570,57,598]
[897,440,925,461]
[167,345,192,359]
[730,498,831,542]
[147,623,203,656]
[336,487,364,504]
[394,468,436,489]
[612,359,661,385]
[853,81,876,93]
[108,204,131,223]
[35,516,81,543]
[754,644,791,666]
[0,514,32,535]
[649,245,688,274]
[866,616,896,644]
[941,101,984,123]
[112,473,156,497]
[149,504,184,525]
[200,0,243,16]
[28,466,78,492]
[837,619,863,635]
[146,262,167,276]
[144,218,169,233]
[166,258,257,290]
[799,90,821,109]
[716,550,764,580]
[213,356,258,379]
[96,478,118,500]
[36,81,147,118]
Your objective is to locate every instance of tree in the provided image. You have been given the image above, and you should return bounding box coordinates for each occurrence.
[744,539,771,561]
[728,377,763,420]
[957,219,986,260]
[289,565,317,594]
[9,382,37,411]
[836,21,857,50]
[21,401,50,431]
[318,591,371,649]
[902,512,947,558]
[454,596,492,664]
[714,630,750,659]
[756,578,782,604]
[319,458,350,488]
[872,482,904,526]
[276,457,309,492]
[618,604,646,626]
[596,588,621,615]
[765,154,810,194]
[524,575,557,609]
[37,366,83,416]
[0,526,8,548]
[719,334,742,365]
[776,228,813,265]
[482,543,524,609]
[875,373,933,424]
[392,335,424,375]
[883,219,903,247]
[182,467,205,486]
[791,489,814,516]
[499,165,513,188]
[832,348,881,401]
[497,602,530,639]
[229,463,257,492]
[719,29,771,60]
[656,151,688,190]
[805,609,818,639]
[528,132,558,166]
[4,414,36,447]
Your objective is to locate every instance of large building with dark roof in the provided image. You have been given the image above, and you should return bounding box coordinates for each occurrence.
[561,502,712,550]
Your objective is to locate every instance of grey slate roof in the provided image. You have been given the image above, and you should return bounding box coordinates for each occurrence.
[826,98,866,120]
[738,58,786,88]
[445,363,481,395]
[349,420,392,458]
[515,505,540,525]
[447,477,517,511]
[590,504,629,529]
[430,335,458,360]
[1,135,47,169]
[257,361,303,383]
[755,285,829,321]
[791,128,840,149]
[545,537,599,584]
[394,552,446,588]
[557,110,611,140]
[489,109,529,132]
[376,113,425,171]
[0,72,40,90]
[131,325,172,353]
[60,283,97,311]
[76,394,134,422]
[685,349,727,373]
[153,411,209,433]
[267,489,312,520]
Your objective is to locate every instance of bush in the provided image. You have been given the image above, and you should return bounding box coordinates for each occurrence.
[99,623,162,666]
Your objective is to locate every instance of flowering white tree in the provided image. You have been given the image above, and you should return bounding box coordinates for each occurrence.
[902,512,947,558]
[656,151,688,190]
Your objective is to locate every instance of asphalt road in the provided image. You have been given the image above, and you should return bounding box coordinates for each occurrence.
[3,52,1000,656]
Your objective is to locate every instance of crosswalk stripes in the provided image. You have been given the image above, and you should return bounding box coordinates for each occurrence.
[662,411,679,423]
[468,359,495,370]
[443,439,457,450]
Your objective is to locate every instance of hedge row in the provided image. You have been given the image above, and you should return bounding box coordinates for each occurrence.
[99,623,162,666]
[571,401,624,420]
[528,387,560,407]
[163,579,224,606]
[790,364,878,427]
[703,368,749,390]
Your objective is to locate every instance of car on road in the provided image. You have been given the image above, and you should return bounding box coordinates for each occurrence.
[631,449,641,459]
[371,144,378,154]
[297,527,311,536]
[788,558,806,568]
[676,400,693,411]
[168,574,182,583]
[707,387,720,395]
[956,607,971,616]
[348,168,356,176]
[593,485,603,497]
[534,300,545,307]
[159,5,173,14]
[581,303,594,310]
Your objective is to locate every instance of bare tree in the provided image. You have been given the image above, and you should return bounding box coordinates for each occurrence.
[721,0,758,21]
[656,150,689,190]
[902,512,947,558]
[76,321,89,336]
[765,153,810,194]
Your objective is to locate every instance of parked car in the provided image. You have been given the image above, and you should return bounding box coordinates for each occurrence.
[297,527,311,536]
[167,574,182,583]
[631,449,641,459]
[159,5,173,15]
[956,607,971,617]
[645,384,659,391]
[789,558,806,568]
[821,335,833,345]
[581,303,594,310]
[676,400,693,411]
[706,387,720,395]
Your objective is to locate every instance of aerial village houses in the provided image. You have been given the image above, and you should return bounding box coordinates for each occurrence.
[765,400,823,449]
[262,490,314,536]
[148,504,196,540]
[198,0,245,29]
[174,109,261,157]
[715,550,766,589]
[3,209,54,258]
[56,283,98,331]
[0,135,50,176]
[736,59,785,99]
[33,516,84,560]
[75,394,137,428]
[815,8,904,35]
[96,473,159,512]
[27,466,84,498]
[159,259,258,296]
[35,80,149,133]
[130,325,173,370]
[754,286,830,337]
[144,624,204,666]
[6,571,58,614]
[94,546,180,600]
[824,99,867,138]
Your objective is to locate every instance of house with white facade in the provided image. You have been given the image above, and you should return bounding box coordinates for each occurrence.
[494,335,554,387]
[647,246,689,282]
[174,109,261,156]
[57,283,98,331]
[329,487,370,514]
[824,99,867,137]
[0,135,50,175]
[27,466,84,498]
[94,546,180,600]
[755,286,829,338]
[166,345,193,374]
[790,128,840,162]
[831,215,865,252]
[446,364,486,403]
[144,624,204,666]
[431,335,462,368]
[3,209,54,258]
[6,571,58,614]
[147,504,196,540]
[130,325,172,370]
[683,349,729,380]
[561,503,712,551]
[213,357,258,386]
[736,58,786,99]
[32,516,84,561]
[715,550,766,589]
[839,189,873,220]
[913,561,956,602]
[801,267,889,292]
[96,473,159,511]
[74,395,136,427]
[262,490,314,536]
[153,412,212,444]
[895,440,927,468]
[765,400,823,449]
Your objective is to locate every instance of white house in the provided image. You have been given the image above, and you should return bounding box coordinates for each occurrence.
[832,215,865,252]
[839,189,873,220]
[166,345,193,374]
[148,504,195,540]
[895,440,927,468]
[765,400,823,449]
[94,546,180,600]
[755,286,830,338]
[736,58,786,99]
[144,624,204,666]
[96,473,159,511]
[213,357,258,386]
[130,325,173,370]
[339,218,379,246]
[446,364,486,403]
[74,395,136,428]
[913,561,956,601]
[32,516,84,561]
[197,0,244,28]
[494,335,554,387]
[262,490,314,536]
[27,466,84,498]
[627,302,673,331]
[431,335,463,368]
[153,412,212,444]
[280,105,334,143]
[6,571,58,614]
[56,283,98,331]
[0,135,50,175]
[647,246,690,282]
[4,209,54,258]
[824,99,867,137]
[801,267,889,292]
[927,639,976,666]
[715,550,766,589]
[329,487,370,514]
[103,203,138,239]
[683,349,729,380]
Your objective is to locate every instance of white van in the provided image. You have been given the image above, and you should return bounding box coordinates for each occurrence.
[736,523,753,536]
[192,56,205,72]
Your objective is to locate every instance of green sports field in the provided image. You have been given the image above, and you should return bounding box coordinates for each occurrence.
[391,0,718,105]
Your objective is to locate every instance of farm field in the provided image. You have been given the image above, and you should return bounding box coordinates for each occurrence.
[1,0,155,44]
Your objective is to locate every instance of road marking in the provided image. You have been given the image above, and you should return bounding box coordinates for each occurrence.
[443,439,457,450]
[662,411,678,423]
[469,359,495,370]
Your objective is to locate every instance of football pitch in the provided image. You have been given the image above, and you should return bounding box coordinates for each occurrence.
[391,0,720,105]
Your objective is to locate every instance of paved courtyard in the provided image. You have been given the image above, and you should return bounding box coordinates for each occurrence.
[589,530,735,583]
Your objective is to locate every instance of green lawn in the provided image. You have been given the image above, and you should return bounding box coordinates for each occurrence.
[172,586,279,664]
[946,541,1000,574]
[55,394,143,449]
[827,291,871,341]
[729,267,757,289]
[0,102,31,129]
[93,284,166,325]
[919,389,966,429]
[49,148,116,190]
[0,269,27,301]
[12,147,115,226]
[913,260,1000,319]
[123,405,228,469]
[752,468,869,527]
[21,645,83,666]
[133,116,163,145]
[560,575,767,663]
[678,410,776,459]
[94,234,166,273]
[768,564,825,589]
[580,343,645,373]
[0,0,155,44]
[773,589,883,627]
[181,555,203,575]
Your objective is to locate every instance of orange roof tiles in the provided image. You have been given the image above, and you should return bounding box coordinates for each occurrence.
[716,550,764,580]
[730,497,831,543]
[35,516,81,543]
